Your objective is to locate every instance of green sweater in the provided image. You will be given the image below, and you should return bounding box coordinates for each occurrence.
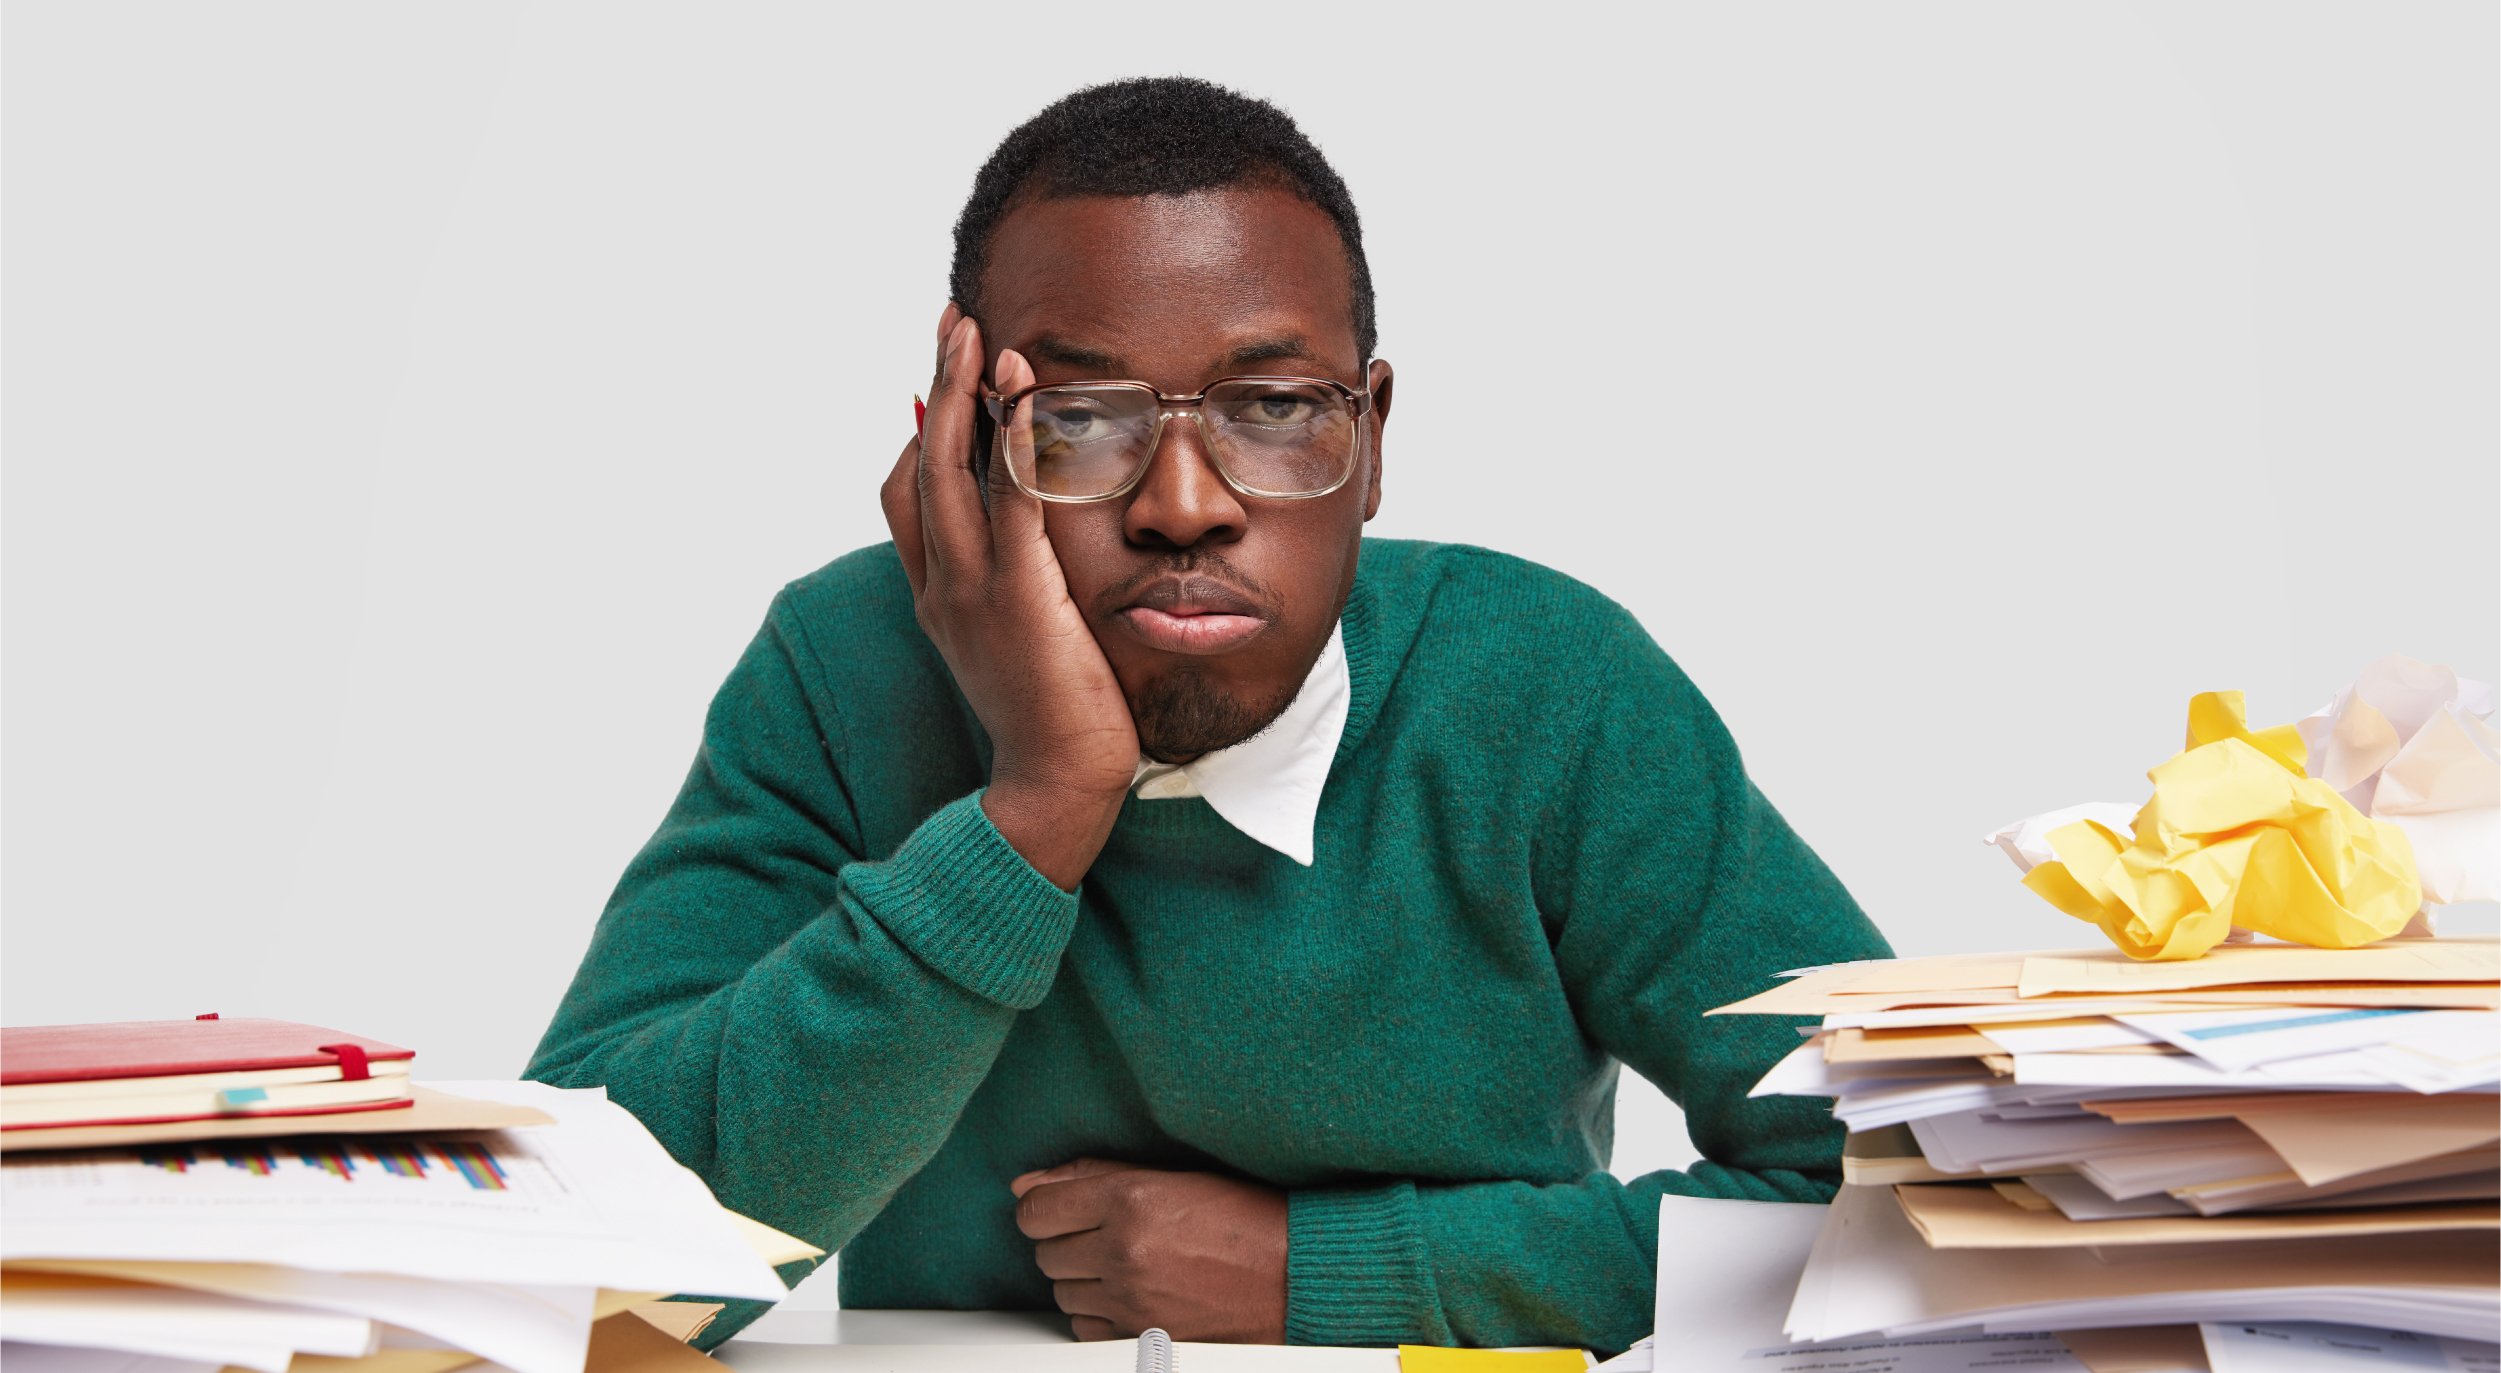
[524,537,1891,1353]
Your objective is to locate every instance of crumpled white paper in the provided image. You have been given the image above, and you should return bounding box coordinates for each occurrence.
[1984,801,2140,874]
[2296,655,2499,905]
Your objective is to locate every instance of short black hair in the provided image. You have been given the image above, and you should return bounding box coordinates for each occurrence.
[949,76,1377,362]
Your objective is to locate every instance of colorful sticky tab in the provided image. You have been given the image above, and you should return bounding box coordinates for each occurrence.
[216,1086,269,1110]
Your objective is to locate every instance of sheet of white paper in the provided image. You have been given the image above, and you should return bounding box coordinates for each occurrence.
[1750,1046,1992,1102]
[0,1080,785,1300]
[1907,1109,2255,1176]
[1751,1043,1842,1098]
[2117,1008,2494,1074]
[1589,1335,1653,1371]
[2008,1049,2403,1090]
[1820,999,2276,1032]
[2298,655,2499,906]
[1785,1183,2501,1344]
[1831,1081,2037,1131]
[1983,803,2142,874]
[1654,1196,1831,1370]
[1975,1020,2160,1054]
[2076,1140,2293,1199]
[2186,1168,2501,1218]
[2202,1320,2500,1372]
[8,1264,598,1373]
[2021,1173,2194,1220]
[0,1282,370,1373]
[1740,1332,2086,1371]
[0,1345,225,1373]
[2355,1040,2501,1094]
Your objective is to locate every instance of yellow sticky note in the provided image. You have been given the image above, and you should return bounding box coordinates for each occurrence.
[1398,1347,1588,1371]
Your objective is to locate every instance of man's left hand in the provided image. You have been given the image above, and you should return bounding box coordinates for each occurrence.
[1011,1157,1289,1343]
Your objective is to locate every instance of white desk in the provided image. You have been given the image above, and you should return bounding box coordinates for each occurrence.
[716,1312,1402,1370]
[728,1308,1074,1347]
[711,1197,1829,1371]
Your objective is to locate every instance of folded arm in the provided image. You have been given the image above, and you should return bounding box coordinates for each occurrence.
[1284,613,1893,1352]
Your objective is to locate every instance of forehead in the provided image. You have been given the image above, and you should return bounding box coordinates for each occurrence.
[978,183,1361,379]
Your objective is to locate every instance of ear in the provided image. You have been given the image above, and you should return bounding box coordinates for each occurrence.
[1362,358,1394,522]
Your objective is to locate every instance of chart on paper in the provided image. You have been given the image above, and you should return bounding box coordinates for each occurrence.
[2,1133,577,1218]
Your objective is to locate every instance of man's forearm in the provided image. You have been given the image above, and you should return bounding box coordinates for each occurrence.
[529,789,1081,1340]
[982,776,1126,892]
[1284,1149,1837,1354]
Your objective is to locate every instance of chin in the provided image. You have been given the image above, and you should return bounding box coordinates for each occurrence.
[1129,665,1298,761]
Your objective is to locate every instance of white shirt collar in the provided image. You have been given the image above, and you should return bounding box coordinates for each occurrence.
[1128,618,1349,867]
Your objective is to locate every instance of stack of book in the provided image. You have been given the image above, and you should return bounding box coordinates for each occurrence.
[1,1016,813,1373]
[1708,937,2500,1352]
[2,1016,419,1132]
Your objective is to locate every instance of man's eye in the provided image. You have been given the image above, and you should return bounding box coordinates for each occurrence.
[1041,405,1109,439]
[1227,392,1322,427]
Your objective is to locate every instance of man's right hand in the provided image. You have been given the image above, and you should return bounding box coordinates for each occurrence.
[880,303,1141,891]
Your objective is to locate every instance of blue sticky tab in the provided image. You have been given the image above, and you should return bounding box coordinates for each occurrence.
[217,1087,270,1110]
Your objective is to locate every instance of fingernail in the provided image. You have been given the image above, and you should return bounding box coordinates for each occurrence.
[950,316,980,373]
[937,302,961,344]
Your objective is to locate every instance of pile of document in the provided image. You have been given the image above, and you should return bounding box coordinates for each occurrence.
[1714,937,2500,1349]
[1,1078,812,1373]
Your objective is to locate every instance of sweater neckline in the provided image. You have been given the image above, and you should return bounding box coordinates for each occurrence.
[1332,559,1390,771]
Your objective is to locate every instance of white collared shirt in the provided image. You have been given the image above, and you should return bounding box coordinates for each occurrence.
[1127,618,1348,867]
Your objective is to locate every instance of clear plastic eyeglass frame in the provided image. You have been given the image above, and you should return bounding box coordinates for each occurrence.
[979,374,1376,503]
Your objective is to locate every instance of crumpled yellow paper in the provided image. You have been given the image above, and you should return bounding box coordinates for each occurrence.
[2021,691,2423,961]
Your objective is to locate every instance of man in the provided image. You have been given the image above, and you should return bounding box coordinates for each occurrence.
[527,76,1890,1354]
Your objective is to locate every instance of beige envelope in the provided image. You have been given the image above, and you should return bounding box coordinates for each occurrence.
[2014,940,2499,998]
[1894,1181,2498,1248]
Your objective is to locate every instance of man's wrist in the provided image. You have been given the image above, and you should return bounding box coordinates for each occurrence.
[982,774,1126,891]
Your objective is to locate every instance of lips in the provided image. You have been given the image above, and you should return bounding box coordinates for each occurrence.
[1117,576,1270,655]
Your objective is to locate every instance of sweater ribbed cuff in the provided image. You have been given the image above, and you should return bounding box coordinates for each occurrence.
[848,790,1080,1010]
[1286,1181,1436,1346]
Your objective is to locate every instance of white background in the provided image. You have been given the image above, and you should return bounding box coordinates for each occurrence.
[6,1,2495,1306]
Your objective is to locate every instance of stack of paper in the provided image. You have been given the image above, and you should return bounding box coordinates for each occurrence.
[1,1078,812,1373]
[1710,938,2501,1349]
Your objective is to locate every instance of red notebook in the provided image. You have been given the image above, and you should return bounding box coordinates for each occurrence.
[1,1016,417,1131]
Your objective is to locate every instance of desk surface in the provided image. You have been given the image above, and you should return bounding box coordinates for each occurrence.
[717,1311,1405,1370]
[711,1197,1826,1371]
[729,1308,1072,1347]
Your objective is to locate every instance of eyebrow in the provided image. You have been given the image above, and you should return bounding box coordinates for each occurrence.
[1026,335,1126,373]
[1221,335,1316,369]
[1020,333,1320,378]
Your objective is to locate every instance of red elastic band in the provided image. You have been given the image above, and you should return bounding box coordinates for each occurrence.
[196,1012,220,1020]
[318,1043,372,1081]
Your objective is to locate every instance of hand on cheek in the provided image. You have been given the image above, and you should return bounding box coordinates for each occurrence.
[878,305,1142,891]
[1011,1158,1290,1343]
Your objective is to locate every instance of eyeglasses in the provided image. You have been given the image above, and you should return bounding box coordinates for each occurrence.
[980,375,1375,503]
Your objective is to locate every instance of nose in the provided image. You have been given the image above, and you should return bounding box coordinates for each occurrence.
[1122,410,1247,550]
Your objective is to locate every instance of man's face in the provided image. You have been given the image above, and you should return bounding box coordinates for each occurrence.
[975,183,1392,764]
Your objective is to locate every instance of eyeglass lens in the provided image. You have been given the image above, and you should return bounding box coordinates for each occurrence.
[1002,381,1356,499]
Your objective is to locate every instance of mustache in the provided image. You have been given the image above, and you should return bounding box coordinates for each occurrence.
[1098,551,1278,617]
